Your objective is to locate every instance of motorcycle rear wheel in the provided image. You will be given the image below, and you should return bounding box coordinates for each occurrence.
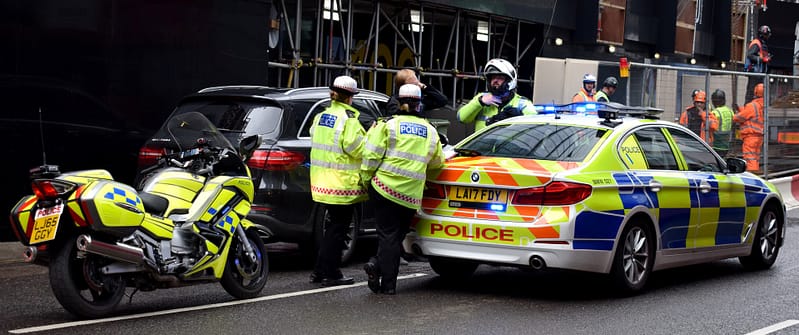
[221,229,269,299]
[49,236,127,318]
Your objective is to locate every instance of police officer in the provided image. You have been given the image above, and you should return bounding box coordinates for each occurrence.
[361,84,445,295]
[457,58,536,131]
[386,68,448,115]
[679,90,718,145]
[734,83,766,172]
[710,89,734,157]
[594,76,618,103]
[572,74,597,102]
[308,75,367,287]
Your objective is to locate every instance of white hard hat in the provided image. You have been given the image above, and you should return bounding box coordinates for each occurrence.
[329,75,359,95]
[398,84,422,100]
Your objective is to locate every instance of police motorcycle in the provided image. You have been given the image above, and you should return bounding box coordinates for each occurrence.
[9,112,269,318]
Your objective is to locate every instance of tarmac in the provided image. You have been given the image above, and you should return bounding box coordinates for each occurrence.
[0,241,26,265]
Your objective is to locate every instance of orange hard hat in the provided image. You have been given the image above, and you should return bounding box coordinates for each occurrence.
[694,90,706,102]
[754,83,764,98]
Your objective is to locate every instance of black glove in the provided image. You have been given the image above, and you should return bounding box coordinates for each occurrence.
[732,103,740,112]
[485,107,521,126]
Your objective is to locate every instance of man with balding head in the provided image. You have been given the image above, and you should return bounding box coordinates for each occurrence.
[386,68,447,116]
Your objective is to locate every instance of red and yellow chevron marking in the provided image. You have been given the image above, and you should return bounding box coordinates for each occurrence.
[433,157,571,186]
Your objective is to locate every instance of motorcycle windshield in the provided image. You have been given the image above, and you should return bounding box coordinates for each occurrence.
[163,111,236,152]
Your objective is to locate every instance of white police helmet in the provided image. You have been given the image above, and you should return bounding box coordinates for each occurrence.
[398,84,422,100]
[484,58,518,92]
[329,75,359,95]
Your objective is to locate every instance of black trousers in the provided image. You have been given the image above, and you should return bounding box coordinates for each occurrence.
[313,203,355,279]
[745,75,763,103]
[369,187,416,290]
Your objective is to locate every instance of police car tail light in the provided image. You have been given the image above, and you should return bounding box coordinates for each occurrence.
[31,179,76,200]
[423,182,446,199]
[512,182,592,206]
[248,149,306,171]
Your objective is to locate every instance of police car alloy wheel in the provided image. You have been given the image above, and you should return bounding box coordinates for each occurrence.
[739,206,782,270]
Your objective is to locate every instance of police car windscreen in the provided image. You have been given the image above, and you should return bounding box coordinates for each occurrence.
[459,124,607,162]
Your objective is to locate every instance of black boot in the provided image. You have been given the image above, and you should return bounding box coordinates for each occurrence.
[363,257,381,294]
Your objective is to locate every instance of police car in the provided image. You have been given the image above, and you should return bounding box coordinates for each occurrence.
[405,102,785,293]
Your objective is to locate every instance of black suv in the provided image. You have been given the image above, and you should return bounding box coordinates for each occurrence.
[137,86,392,262]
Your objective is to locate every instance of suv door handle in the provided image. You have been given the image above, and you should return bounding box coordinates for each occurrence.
[699,181,712,193]
[648,180,662,192]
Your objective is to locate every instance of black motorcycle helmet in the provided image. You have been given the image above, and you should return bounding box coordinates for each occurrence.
[603,76,618,88]
[711,89,726,106]
[758,25,771,40]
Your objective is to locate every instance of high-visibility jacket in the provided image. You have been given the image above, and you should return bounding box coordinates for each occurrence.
[457,93,536,131]
[309,100,368,204]
[734,97,765,136]
[679,106,718,144]
[711,105,734,151]
[360,114,445,210]
[745,38,769,73]
[572,88,596,102]
[594,90,610,102]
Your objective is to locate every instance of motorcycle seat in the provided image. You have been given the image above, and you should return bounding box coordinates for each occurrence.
[140,192,169,216]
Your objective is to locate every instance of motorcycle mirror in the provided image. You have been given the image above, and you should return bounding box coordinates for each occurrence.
[239,135,262,161]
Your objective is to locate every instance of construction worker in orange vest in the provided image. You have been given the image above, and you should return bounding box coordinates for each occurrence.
[679,90,718,145]
[745,25,772,103]
[734,83,765,172]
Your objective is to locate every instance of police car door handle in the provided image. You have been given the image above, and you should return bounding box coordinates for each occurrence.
[647,180,662,192]
[699,181,712,193]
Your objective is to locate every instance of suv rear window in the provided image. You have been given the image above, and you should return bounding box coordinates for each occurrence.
[172,99,282,140]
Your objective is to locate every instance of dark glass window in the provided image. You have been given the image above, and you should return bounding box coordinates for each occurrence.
[633,127,679,170]
[458,123,607,161]
[667,128,722,172]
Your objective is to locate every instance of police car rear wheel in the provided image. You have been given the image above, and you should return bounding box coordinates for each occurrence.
[429,256,478,279]
[610,222,654,294]
[739,207,781,270]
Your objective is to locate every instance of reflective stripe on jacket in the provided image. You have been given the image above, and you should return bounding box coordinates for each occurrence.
[594,90,610,102]
[309,100,368,204]
[679,107,718,144]
[457,93,537,131]
[360,115,445,209]
[711,105,734,150]
[734,97,764,136]
[572,88,595,102]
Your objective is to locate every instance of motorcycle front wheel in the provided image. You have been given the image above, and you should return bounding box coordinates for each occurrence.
[49,235,126,318]
[221,229,269,299]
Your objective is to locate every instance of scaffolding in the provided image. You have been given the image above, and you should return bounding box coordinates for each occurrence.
[263,0,544,106]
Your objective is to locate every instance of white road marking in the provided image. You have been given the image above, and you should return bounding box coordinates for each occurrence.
[9,272,428,334]
[744,320,799,335]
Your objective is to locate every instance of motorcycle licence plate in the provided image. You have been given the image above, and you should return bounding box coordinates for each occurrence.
[30,204,64,244]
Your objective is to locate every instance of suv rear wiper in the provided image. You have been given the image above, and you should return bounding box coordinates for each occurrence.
[454,148,482,157]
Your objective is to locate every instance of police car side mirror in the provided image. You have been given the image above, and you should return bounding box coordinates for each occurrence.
[725,157,747,174]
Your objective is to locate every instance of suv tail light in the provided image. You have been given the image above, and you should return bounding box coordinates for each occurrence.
[512,181,592,206]
[138,146,166,168]
[248,149,305,171]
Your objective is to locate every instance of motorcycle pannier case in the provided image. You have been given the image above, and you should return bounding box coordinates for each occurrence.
[79,179,146,236]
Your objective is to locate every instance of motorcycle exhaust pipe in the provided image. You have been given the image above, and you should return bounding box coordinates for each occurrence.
[22,246,37,263]
[76,235,145,265]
